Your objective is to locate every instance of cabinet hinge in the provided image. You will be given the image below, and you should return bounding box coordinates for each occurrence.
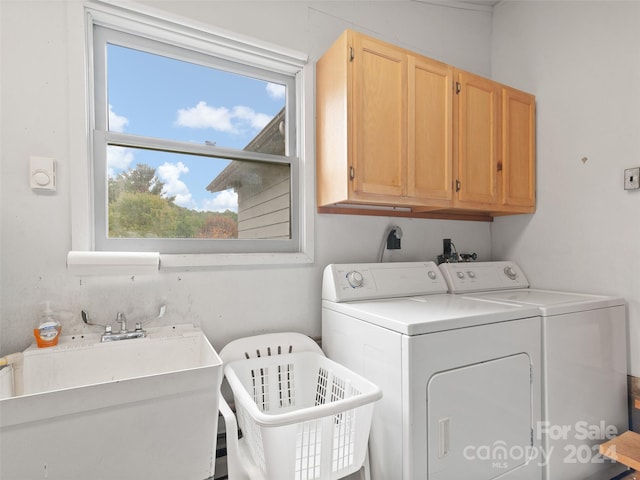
[349,46,355,62]
[349,166,355,180]
[455,82,461,94]
[455,179,461,192]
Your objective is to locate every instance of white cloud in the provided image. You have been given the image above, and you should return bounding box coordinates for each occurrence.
[175,101,272,134]
[232,105,271,130]
[266,83,285,100]
[176,101,235,133]
[157,161,194,208]
[201,189,238,213]
[108,104,129,133]
[107,146,134,178]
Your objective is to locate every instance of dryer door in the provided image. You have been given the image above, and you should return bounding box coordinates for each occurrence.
[428,353,533,480]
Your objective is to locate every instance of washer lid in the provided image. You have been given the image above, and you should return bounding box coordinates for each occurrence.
[322,294,540,335]
[464,289,625,316]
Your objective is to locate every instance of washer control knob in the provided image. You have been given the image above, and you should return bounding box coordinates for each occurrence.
[428,271,437,280]
[504,266,517,280]
[467,271,476,279]
[346,270,364,288]
[456,271,465,279]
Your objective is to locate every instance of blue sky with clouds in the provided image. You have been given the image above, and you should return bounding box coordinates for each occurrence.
[106,44,286,212]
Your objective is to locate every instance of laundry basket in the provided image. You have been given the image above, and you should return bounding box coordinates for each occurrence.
[220,333,382,480]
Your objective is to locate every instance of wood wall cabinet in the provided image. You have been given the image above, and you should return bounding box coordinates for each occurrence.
[316,30,535,221]
[316,30,453,211]
[451,72,536,214]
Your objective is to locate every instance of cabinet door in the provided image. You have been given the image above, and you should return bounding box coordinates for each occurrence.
[351,34,407,199]
[501,87,535,209]
[316,30,350,207]
[454,71,500,207]
[408,55,453,204]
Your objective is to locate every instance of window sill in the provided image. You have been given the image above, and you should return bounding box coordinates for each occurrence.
[66,250,313,276]
[67,251,160,276]
[159,251,314,270]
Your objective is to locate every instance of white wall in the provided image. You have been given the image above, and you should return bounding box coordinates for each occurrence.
[491,1,640,376]
[0,1,493,355]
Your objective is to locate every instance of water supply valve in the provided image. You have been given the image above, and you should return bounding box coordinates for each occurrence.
[437,238,477,264]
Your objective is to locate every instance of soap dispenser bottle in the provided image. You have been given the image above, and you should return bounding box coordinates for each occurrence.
[33,301,61,348]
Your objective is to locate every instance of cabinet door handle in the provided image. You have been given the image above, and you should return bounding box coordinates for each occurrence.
[497,161,503,172]
[350,166,355,180]
[455,180,461,192]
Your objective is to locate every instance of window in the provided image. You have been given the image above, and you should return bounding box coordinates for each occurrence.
[86,4,310,260]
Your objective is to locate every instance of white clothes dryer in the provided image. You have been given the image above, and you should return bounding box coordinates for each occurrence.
[439,261,629,480]
[321,261,543,480]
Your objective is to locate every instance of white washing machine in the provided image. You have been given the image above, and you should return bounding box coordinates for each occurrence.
[439,261,629,480]
[321,261,543,480]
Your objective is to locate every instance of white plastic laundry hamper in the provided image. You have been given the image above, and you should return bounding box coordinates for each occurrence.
[218,332,381,480]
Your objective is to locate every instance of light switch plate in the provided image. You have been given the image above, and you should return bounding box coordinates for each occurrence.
[30,156,56,191]
[624,167,640,190]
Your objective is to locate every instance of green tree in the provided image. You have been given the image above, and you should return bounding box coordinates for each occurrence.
[108,163,238,239]
[198,213,238,239]
[109,192,178,237]
[109,163,165,202]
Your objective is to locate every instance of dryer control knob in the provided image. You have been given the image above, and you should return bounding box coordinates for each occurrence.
[346,271,364,288]
[456,271,465,279]
[428,271,437,280]
[504,266,517,280]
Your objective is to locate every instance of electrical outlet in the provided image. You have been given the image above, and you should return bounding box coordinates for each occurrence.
[624,167,640,190]
[386,230,401,250]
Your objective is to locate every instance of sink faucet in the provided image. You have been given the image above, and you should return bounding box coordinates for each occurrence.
[116,312,128,333]
[101,312,146,342]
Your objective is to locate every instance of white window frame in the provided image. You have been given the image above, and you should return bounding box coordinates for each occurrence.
[68,1,314,268]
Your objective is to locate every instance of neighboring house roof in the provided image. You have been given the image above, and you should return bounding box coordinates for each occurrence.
[206,107,286,193]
